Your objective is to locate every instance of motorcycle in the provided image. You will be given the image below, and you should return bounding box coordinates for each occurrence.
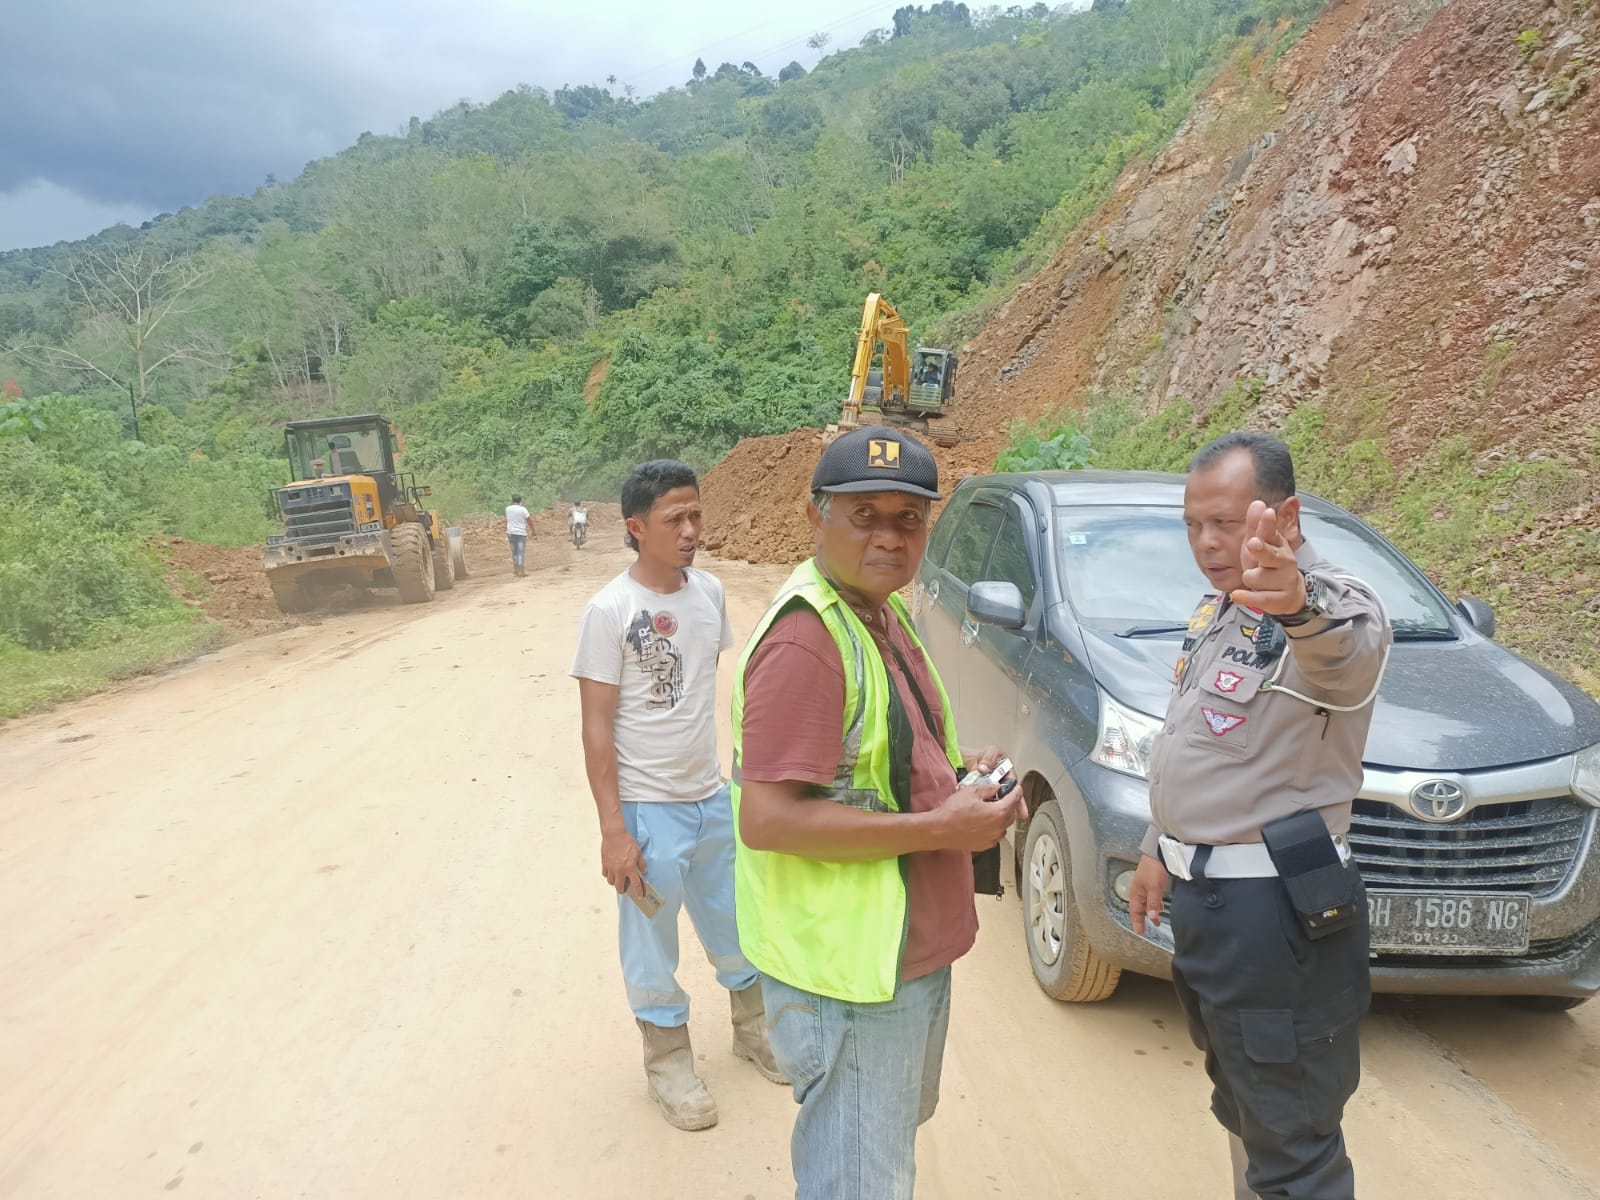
[569,507,588,549]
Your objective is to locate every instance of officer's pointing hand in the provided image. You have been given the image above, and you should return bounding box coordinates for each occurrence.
[1231,500,1304,616]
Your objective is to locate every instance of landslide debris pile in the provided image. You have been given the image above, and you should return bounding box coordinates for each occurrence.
[159,538,296,637]
[701,431,828,565]
[700,427,1010,565]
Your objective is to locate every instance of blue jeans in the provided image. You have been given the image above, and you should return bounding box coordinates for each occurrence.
[507,534,527,568]
[618,785,757,1026]
[764,966,952,1200]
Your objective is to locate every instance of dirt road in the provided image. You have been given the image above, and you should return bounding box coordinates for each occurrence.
[3,536,1597,1199]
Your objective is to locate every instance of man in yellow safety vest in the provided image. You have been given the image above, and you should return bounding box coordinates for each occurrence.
[732,426,1026,1199]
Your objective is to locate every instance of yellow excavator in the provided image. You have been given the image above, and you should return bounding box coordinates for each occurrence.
[833,293,961,447]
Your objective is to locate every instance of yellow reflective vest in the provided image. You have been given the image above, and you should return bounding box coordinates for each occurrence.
[731,559,963,1003]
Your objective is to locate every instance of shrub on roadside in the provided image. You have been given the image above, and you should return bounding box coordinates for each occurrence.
[0,497,181,650]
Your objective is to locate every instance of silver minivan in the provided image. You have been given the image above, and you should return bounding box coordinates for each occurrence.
[912,470,1600,1007]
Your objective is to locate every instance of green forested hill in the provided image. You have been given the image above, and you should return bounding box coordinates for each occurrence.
[0,0,1317,701]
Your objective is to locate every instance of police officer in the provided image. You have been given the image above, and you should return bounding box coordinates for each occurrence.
[1127,432,1390,1200]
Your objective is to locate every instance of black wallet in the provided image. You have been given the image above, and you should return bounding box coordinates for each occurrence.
[1261,811,1360,939]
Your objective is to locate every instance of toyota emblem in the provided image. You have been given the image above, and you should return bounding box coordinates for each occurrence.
[1409,779,1468,823]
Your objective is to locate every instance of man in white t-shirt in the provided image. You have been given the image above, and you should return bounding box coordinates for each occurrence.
[571,460,783,1131]
[505,494,531,577]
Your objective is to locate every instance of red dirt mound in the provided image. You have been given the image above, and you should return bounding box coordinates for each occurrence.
[158,538,298,638]
[699,430,827,565]
[699,428,1006,566]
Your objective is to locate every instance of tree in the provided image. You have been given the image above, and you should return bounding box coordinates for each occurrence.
[806,32,831,51]
[525,278,599,342]
[8,247,227,407]
[779,60,807,82]
[692,57,707,81]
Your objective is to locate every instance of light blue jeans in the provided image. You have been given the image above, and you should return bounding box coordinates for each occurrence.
[763,966,953,1200]
[618,785,757,1027]
[507,534,527,568]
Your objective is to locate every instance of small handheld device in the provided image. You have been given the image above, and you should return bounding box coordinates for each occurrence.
[623,877,665,918]
[961,757,1017,800]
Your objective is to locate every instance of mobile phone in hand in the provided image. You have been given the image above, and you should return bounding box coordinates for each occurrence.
[962,758,1017,800]
[624,877,665,918]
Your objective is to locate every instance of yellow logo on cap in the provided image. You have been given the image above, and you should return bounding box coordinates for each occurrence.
[868,439,900,469]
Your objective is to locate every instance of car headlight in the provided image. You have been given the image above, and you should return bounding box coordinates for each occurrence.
[1090,691,1164,780]
[1574,741,1600,807]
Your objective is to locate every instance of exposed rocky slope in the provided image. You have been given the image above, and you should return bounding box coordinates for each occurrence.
[703,0,1598,574]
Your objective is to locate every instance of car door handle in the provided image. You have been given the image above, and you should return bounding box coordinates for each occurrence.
[927,578,940,603]
[961,619,979,646]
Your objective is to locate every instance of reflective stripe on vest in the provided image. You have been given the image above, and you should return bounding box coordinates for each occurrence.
[730,559,962,1003]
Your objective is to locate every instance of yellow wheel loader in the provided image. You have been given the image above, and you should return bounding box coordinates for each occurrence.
[261,414,467,614]
[832,293,961,447]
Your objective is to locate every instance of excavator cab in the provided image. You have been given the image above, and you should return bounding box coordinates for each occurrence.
[908,348,958,410]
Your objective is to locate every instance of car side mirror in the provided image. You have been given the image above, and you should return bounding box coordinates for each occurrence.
[1456,596,1496,639]
[968,581,1027,630]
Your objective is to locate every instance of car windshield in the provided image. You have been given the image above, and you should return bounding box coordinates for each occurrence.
[1054,505,1456,637]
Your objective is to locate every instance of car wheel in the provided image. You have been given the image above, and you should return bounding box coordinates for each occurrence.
[1020,799,1121,1003]
[1507,994,1589,1013]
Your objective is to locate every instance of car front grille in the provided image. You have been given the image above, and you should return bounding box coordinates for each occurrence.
[281,497,357,546]
[1349,797,1593,897]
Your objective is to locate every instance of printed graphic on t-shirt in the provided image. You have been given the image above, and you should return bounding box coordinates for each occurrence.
[625,610,684,710]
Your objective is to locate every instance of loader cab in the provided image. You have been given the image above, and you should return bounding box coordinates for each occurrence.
[284,415,402,509]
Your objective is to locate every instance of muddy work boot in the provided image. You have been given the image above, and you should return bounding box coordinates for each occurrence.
[729,981,788,1084]
[637,1020,718,1131]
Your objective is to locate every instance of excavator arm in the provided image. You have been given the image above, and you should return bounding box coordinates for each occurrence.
[840,293,913,430]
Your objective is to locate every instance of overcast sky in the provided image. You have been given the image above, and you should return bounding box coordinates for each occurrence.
[0,0,900,252]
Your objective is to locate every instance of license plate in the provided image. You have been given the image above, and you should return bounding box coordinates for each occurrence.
[1367,891,1531,955]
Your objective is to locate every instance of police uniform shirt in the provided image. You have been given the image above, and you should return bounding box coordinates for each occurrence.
[1141,540,1390,856]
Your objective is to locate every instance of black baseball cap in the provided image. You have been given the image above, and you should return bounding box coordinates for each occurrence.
[812,425,941,500]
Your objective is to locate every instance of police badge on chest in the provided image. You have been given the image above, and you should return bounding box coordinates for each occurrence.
[1223,613,1286,673]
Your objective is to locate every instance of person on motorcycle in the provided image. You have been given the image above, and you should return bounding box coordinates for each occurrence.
[570,502,590,548]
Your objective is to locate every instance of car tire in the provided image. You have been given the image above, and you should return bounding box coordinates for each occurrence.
[1507,994,1589,1013]
[1020,799,1121,1003]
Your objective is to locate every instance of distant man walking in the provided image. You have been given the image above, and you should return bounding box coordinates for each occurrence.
[505,494,531,577]
[571,460,784,1131]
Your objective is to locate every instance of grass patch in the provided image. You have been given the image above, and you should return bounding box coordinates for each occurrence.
[0,612,222,722]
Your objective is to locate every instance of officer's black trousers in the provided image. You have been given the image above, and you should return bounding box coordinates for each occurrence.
[1170,873,1370,1200]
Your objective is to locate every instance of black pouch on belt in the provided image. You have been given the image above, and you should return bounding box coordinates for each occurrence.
[1261,810,1360,940]
[971,845,1004,897]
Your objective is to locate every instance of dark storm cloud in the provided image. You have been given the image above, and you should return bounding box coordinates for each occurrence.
[2,2,378,209]
[0,0,889,244]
